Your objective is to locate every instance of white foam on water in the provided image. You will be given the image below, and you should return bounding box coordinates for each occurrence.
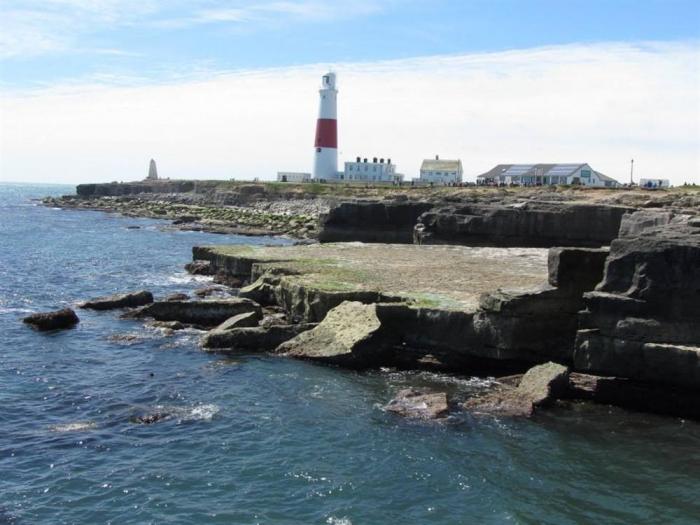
[186,403,220,421]
[49,421,97,432]
[151,403,220,423]
[0,307,34,314]
[327,517,352,525]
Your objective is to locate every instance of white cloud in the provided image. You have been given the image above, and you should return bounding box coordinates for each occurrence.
[0,0,390,58]
[1,41,698,185]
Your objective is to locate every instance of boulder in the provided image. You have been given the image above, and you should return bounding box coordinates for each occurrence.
[194,285,232,298]
[463,362,569,417]
[213,272,242,288]
[80,290,153,310]
[130,412,171,425]
[147,320,186,330]
[213,310,261,331]
[126,299,261,327]
[201,324,314,351]
[185,260,211,275]
[384,388,449,420]
[275,301,391,368]
[23,308,80,331]
[165,293,189,302]
[516,361,569,405]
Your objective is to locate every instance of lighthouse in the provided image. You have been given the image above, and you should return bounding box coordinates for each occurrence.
[313,72,338,180]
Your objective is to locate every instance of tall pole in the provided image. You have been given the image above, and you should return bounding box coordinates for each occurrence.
[630,158,634,185]
[313,72,338,180]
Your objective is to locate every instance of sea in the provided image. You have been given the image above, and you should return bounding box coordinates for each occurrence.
[1,183,699,525]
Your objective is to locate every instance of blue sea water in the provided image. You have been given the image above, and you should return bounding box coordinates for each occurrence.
[1,183,699,525]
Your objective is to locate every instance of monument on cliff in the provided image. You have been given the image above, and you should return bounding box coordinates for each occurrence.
[146,159,159,181]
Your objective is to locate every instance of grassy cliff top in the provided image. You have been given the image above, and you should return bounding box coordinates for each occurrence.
[208,243,549,311]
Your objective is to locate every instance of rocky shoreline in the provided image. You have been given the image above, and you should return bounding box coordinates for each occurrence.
[34,180,700,422]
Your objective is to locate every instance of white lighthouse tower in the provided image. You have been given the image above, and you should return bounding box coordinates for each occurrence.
[313,72,338,180]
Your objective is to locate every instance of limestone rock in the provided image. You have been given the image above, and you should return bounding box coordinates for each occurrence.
[573,217,700,389]
[516,361,569,405]
[80,290,153,310]
[319,200,434,243]
[194,285,232,298]
[239,277,278,305]
[384,388,449,420]
[416,202,633,248]
[463,362,569,417]
[23,308,79,331]
[165,293,189,302]
[201,324,313,351]
[213,310,261,331]
[276,301,390,367]
[547,247,609,291]
[184,260,211,276]
[147,320,186,330]
[125,299,261,327]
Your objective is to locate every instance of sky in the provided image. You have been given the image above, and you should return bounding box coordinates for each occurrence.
[1,0,699,185]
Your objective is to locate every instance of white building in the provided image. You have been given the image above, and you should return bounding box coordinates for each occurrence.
[476,163,620,187]
[332,156,403,184]
[419,156,463,185]
[277,172,311,183]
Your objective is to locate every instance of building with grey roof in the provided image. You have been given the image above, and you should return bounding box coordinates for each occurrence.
[476,163,620,188]
[419,155,463,185]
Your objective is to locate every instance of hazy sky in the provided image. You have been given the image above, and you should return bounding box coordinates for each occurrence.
[1,1,699,185]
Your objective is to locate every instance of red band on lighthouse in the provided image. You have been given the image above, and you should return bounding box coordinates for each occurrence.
[314,118,337,149]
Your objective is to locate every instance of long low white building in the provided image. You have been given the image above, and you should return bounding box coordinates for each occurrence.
[476,163,620,187]
[277,172,311,183]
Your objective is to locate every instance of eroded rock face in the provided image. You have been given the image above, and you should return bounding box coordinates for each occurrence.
[126,299,261,327]
[463,362,569,417]
[276,301,392,367]
[201,324,313,351]
[319,200,434,243]
[23,308,79,331]
[384,388,449,420]
[80,290,153,310]
[416,202,632,248]
[573,215,700,389]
